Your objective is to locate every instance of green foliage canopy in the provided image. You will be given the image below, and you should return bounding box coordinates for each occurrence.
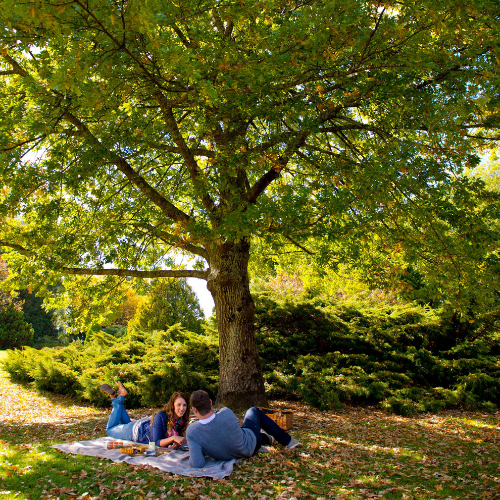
[0,1,498,289]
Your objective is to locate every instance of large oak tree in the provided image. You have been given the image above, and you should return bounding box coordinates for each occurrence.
[1,0,499,407]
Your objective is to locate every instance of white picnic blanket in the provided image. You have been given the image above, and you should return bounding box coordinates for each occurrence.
[52,436,237,479]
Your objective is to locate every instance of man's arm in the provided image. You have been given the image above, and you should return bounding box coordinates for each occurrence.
[187,429,206,468]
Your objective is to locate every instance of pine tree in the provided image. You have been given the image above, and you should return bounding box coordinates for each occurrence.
[0,302,34,349]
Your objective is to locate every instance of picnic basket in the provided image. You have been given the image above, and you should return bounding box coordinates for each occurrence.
[259,407,293,431]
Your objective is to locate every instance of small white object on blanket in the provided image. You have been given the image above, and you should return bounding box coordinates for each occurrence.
[52,436,237,479]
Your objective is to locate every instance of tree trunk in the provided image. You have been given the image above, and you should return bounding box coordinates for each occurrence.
[207,240,267,410]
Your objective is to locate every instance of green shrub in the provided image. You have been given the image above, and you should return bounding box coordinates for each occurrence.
[456,372,500,404]
[380,396,417,416]
[254,295,500,414]
[3,324,219,408]
[2,347,38,382]
[33,357,81,395]
[3,293,500,415]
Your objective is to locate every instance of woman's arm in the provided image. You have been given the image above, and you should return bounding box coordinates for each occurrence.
[159,434,187,448]
[150,412,187,447]
[150,412,169,447]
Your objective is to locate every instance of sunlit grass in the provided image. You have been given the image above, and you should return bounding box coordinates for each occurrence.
[458,417,498,428]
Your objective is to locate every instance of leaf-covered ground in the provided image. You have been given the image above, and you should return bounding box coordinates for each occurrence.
[0,355,499,500]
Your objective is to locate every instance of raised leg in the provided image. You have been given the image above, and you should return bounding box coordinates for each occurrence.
[106,396,134,440]
[107,396,131,429]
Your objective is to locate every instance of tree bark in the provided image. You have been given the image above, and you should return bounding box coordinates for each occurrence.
[207,240,267,410]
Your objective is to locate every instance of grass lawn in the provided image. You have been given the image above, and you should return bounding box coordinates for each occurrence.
[0,351,499,499]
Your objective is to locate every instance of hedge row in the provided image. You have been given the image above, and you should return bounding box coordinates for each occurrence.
[255,296,500,414]
[2,326,218,408]
[3,296,500,414]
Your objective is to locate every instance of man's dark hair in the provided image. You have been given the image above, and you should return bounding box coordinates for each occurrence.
[190,390,212,416]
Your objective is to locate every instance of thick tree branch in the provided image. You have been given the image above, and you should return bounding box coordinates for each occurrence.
[60,129,87,137]
[155,91,215,212]
[0,241,31,255]
[132,222,208,260]
[247,132,309,203]
[59,111,191,223]
[62,267,209,280]
[3,54,29,77]
[172,24,192,48]
[282,235,315,255]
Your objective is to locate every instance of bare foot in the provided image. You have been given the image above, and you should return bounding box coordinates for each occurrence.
[117,381,129,397]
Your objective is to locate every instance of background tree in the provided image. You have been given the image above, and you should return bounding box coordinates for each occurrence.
[130,278,204,333]
[0,302,34,349]
[18,289,59,344]
[0,255,34,348]
[0,0,499,407]
[113,286,143,327]
[0,256,13,310]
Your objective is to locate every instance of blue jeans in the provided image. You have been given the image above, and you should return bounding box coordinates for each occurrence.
[106,396,135,441]
[241,407,292,453]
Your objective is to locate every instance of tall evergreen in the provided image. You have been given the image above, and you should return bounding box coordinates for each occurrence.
[18,290,59,343]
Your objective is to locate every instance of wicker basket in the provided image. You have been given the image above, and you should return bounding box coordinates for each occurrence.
[259,407,293,431]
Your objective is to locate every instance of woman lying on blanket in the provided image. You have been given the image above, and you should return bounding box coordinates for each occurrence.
[100,382,190,449]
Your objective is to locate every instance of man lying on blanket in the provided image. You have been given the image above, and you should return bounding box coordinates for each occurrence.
[186,390,300,468]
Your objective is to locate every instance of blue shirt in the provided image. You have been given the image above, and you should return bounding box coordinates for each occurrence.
[135,411,169,447]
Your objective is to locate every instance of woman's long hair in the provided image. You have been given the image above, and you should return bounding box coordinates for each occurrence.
[150,391,190,436]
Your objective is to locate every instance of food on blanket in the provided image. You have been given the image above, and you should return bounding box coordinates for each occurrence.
[120,447,142,455]
[119,444,148,455]
[107,441,123,449]
[120,447,134,455]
